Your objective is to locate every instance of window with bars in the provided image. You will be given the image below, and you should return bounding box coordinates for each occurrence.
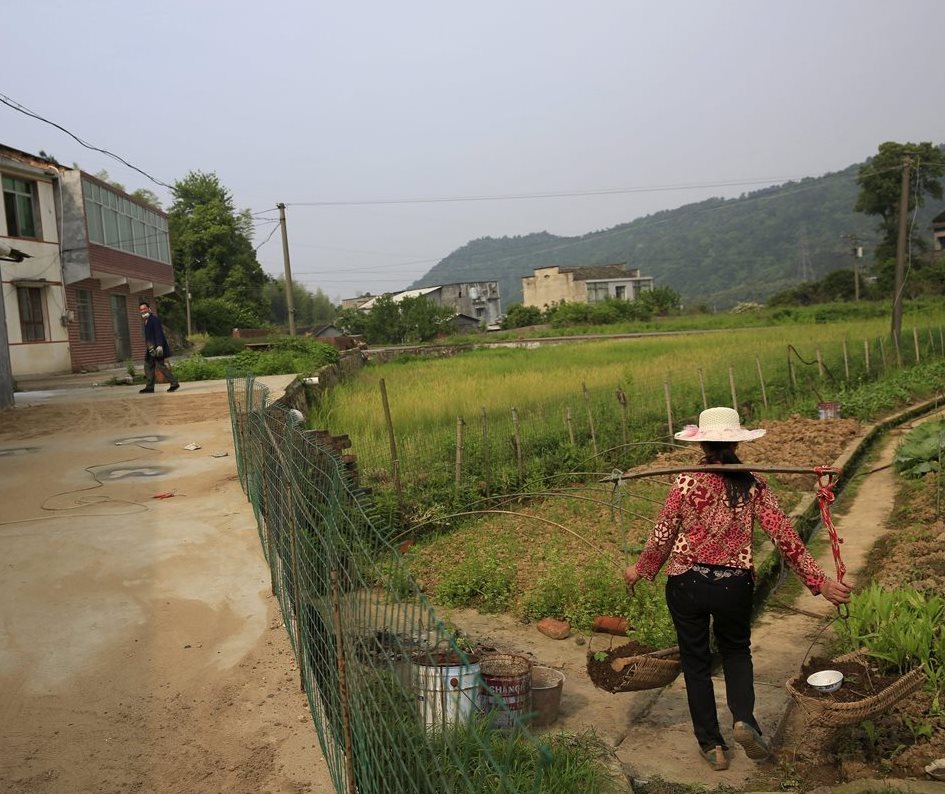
[17,287,46,342]
[3,175,38,238]
[76,289,96,342]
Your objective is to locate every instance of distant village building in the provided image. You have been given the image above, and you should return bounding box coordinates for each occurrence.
[933,210,945,252]
[354,281,502,326]
[341,293,374,310]
[522,264,653,309]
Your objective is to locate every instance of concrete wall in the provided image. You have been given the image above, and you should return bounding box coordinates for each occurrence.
[522,267,586,308]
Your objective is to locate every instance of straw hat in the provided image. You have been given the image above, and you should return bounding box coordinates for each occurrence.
[674,407,766,443]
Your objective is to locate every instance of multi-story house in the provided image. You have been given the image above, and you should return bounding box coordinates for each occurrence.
[355,281,503,327]
[1,144,175,377]
[522,264,653,309]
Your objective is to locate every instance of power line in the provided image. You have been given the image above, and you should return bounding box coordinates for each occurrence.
[0,92,172,189]
[254,223,280,252]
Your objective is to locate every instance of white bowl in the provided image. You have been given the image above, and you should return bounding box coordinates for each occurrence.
[806,669,843,693]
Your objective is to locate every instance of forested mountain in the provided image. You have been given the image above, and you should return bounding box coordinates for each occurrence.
[409,157,945,309]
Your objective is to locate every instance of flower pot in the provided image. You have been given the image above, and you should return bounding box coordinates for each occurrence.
[592,616,628,635]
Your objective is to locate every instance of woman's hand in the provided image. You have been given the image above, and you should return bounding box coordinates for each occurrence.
[819,578,852,606]
[623,564,641,594]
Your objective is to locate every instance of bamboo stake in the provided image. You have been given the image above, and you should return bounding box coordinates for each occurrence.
[728,366,738,410]
[454,416,465,501]
[330,571,357,794]
[511,407,523,481]
[893,333,902,368]
[755,356,768,410]
[480,407,490,496]
[379,378,402,510]
[939,327,944,356]
[913,327,921,365]
[879,337,887,373]
[565,406,575,446]
[864,339,870,375]
[698,367,707,409]
[583,382,598,457]
[616,386,629,449]
[663,379,674,441]
[816,348,824,379]
[842,340,850,381]
[788,354,797,393]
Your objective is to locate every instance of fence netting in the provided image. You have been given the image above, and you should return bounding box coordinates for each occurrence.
[227,374,563,794]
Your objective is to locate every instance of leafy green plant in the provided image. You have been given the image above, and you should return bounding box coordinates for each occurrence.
[435,548,515,612]
[894,418,945,479]
[200,335,247,357]
[836,583,944,687]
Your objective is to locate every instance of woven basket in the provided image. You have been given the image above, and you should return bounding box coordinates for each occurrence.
[785,651,926,727]
[588,640,682,693]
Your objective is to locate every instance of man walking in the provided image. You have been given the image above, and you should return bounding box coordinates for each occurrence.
[138,301,180,393]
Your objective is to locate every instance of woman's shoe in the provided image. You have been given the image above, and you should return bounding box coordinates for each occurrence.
[699,745,729,771]
[734,721,771,760]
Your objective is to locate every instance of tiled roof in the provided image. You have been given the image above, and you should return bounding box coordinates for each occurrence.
[559,264,635,281]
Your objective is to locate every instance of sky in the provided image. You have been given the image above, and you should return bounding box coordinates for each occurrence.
[3,0,944,302]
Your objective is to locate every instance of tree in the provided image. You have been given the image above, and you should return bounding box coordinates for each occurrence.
[855,142,945,263]
[398,295,454,342]
[130,188,162,209]
[500,303,543,329]
[637,286,681,316]
[264,277,337,327]
[165,171,268,334]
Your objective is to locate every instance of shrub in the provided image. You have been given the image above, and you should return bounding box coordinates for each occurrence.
[201,336,247,357]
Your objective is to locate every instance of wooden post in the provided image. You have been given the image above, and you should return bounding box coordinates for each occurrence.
[454,416,465,501]
[940,327,944,356]
[480,407,490,496]
[928,328,935,357]
[511,407,524,481]
[728,366,738,410]
[755,356,768,410]
[864,339,870,376]
[565,406,575,446]
[893,333,902,368]
[582,382,598,457]
[842,340,850,381]
[698,368,707,409]
[816,349,824,379]
[913,327,921,365]
[330,571,358,794]
[663,379,674,441]
[788,354,797,393]
[879,336,887,372]
[616,386,628,450]
[379,378,402,510]
[287,447,307,692]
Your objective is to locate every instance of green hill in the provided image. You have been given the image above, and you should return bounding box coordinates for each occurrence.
[410,158,945,309]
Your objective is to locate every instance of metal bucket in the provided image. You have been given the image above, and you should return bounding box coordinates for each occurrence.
[529,666,565,727]
[477,653,532,729]
[410,650,481,731]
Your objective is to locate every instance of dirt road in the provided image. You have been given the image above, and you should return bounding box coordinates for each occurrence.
[0,379,334,793]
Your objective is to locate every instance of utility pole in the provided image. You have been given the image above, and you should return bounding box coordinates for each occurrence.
[185,268,193,337]
[891,157,911,345]
[277,202,297,336]
[841,234,863,300]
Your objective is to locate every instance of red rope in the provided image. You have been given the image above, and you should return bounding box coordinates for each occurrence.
[814,466,845,583]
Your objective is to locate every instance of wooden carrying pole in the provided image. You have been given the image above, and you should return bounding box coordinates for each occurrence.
[608,464,840,483]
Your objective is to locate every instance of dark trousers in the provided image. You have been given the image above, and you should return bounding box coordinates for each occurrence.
[666,568,759,750]
[144,353,179,388]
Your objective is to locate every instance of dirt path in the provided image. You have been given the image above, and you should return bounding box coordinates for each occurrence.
[0,380,334,793]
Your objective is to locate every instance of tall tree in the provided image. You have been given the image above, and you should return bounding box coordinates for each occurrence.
[855,142,945,263]
[166,172,268,334]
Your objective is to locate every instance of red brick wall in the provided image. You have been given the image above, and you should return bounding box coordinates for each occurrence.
[65,280,153,372]
[88,243,174,284]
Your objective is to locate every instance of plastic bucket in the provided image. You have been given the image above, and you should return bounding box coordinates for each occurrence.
[529,666,565,727]
[411,651,481,731]
[477,653,532,728]
[818,401,840,420]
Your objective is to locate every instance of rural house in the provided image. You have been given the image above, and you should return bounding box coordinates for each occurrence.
[933,209,945,253]
[522,264,653,309]
[356,281,502,326]
[1,144,175,377]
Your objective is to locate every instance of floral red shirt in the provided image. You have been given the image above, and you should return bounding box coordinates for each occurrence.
[635,472,827,593]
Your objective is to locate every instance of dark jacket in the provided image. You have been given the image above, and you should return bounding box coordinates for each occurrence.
[142,314,172,357]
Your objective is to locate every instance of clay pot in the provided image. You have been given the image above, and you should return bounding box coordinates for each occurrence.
[537,618,571,640]
[592,616,629,635]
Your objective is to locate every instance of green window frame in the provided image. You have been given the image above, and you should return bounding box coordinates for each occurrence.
[3,176,37,238]
[76,289,96,342]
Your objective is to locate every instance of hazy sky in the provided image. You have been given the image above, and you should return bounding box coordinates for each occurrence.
[3,1,943,301]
